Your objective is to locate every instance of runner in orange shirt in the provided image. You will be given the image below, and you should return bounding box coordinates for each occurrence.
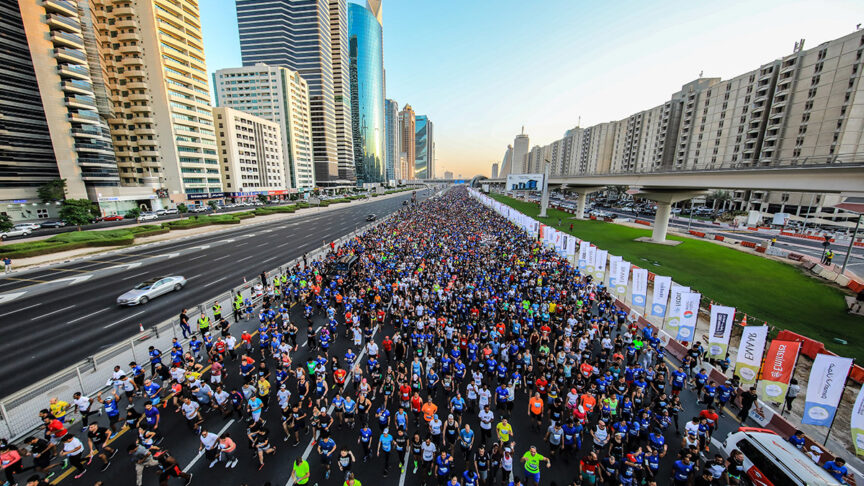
[528,392,544,431]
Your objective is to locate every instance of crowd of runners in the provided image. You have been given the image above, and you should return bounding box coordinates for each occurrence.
[0,187,854,486]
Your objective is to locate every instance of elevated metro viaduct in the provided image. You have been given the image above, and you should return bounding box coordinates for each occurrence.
[481,163,864,243]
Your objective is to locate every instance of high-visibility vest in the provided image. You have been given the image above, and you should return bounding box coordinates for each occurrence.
[198,316,210,329]
[212,304,221,315]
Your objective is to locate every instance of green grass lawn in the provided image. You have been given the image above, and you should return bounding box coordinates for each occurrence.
[491,194,863,357]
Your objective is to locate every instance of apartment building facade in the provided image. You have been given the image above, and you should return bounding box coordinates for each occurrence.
[213,107,286,196]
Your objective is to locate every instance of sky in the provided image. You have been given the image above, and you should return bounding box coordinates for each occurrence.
[199,0,863,178]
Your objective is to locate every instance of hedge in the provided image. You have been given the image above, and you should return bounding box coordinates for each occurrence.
[0,229,136,258]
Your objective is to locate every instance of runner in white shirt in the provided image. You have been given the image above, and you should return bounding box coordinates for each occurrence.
[199,429,220,468]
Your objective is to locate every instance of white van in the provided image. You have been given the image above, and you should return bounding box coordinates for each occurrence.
[722,427,841,485]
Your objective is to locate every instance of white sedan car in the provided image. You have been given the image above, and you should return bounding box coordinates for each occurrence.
[117,276,187,305]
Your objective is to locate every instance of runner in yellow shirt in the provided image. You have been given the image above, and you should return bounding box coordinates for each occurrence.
[496,418,514,443]
[291,458,310,484]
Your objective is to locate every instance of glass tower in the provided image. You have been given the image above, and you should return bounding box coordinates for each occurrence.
[348,1,385,184]
[415,115,430,179]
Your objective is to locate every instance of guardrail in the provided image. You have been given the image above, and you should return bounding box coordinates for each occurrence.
[0,213,395,442]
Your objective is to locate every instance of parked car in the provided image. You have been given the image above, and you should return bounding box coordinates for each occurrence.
[721,427,842,485]
[154,209,166,216]
[102,215,124,221]
[13,223,41,231]
[137,212,158,222]
[163,208,179,215]
[117,276,187,306]
[39,220,67,228]
[0,227,32,240]
[188,205,210,213]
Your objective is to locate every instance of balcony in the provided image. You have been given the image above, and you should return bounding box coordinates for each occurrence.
[68,110,101,124]
[135,126,157,136]
[43,0,78,17]
[119,43,142,54]
[57,63,91,80]
[122,56,143,67]
[118,31,142,43]
[126,81,148,90]
[62,79,93,94]
[116,19,137,29]
[50,31,84,49]
[54,47,87,63]
[46,14,81,33]
[128,92,149,102]
[65,95,97,109]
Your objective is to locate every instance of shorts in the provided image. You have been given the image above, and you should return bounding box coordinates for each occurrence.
[525,471,540,483]
[320,454,331,465]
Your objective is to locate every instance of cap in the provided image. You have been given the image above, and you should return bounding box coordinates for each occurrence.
[448,414,454,419]
[504,447,512,452]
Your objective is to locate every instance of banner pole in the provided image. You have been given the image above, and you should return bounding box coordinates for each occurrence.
[779,349,802,415]
[822,362,854,446]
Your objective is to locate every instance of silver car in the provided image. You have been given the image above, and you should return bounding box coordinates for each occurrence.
[117,276,187,305]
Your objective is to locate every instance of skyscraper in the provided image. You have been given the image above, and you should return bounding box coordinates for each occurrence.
[348,1,385,184]
[414,115,433,179]
[491,163,499,178]
[236,0,350,185]
[512,128,529,174]
[330,0,355,182]
[398,104,415,178]
[213,107,287,194]
[213,65,315,191]
[384,99,401,180]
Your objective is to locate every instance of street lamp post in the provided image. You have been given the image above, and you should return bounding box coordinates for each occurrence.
[841,214,862,273]
[538,159,551,218]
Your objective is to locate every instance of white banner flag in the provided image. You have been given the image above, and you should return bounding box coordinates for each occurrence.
[566,236,577,258]
[614,260,630,299]
[578,241,589,272]
[852,387,864,457]
[707,305,735,359]
[675,292,701,342]
[802,354,854,427]
[734,326,768,386]
[608,255,622,288]
[593,250,607,282]
[585,245,597,275]
[631,268,648,308]
[651,275,672,317]
[665,284,690,334]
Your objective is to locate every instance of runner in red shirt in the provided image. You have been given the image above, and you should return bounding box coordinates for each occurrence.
[535,376,548,397]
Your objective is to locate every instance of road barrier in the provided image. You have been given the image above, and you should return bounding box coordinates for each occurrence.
[0,214,393,442]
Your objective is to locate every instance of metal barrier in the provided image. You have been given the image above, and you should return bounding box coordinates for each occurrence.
[0,215,392,442]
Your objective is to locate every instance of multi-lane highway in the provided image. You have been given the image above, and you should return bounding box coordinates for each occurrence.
[0,190,427,393]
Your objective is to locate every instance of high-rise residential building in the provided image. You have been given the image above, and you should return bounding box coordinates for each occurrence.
[498,145,513,177]
[237,0,354,185]
[398,104,415,178]
[491,163,499,178]
[414,115,433,179]
[9,0,120,205]
[348,0,385,184]
[91,0,224,203]
[384,99,401,180]
[512,128,530,174]
[213,107,286,195]
[444,171,453,179]
[212,64,315,191]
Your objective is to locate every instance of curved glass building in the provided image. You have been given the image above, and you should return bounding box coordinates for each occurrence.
[348,1,385,184]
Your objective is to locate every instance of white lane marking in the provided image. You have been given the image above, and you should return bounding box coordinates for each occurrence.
[263,256,279,263]
[68,307,110,323]
[277,242,291,248]
[255,243,268,248]
[157,253,180,258]
[223,239,235,243]
[103,309,145,328]
[31,304,75,320]
[124,262,142,270]
[196,245,211,250]
[398,448,411,486]
[182,419,235,473]
[189,274,203,280]
[0,292,28,306]
[0,300,38,316]
[237,256,253,262]
[235,242,248,247]
[212,255,231,261]
[210,276,228,285]
[123,271,150,280]
[187,255,206,261]
[56,274,93,285]
[261,229,273,233]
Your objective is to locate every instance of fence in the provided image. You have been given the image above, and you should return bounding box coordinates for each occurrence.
[0,214,393,443]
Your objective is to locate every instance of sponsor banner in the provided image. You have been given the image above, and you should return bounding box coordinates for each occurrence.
[578,241,589,272]
[802,354,854,427]
[614,260,630,299]
[585,245,597,276]
[675,292,700,342]
[707,305,736,359]
[665,285,690,334]
[593,250,607,282]
[506,173,544,191]
[566,235,577,258]
[852,387,864,457]
[734,326,768,386]
[631,268,648,308]
[651,275,672,317]
[608,255,622,288]
[747,398,775,428]
[757,340,801,403]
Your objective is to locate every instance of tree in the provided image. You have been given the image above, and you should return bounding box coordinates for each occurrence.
[707,190,732,211]
[257,194,269,204]
[0,214,12,233]
[125,207,141,219]
[37,179,67,204]
[177,203,188,213]
[60,199,98,229]
[207,200,218,211]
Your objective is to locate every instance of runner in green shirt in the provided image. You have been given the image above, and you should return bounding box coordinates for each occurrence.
[292,458,310,484]
[520,445,550,486]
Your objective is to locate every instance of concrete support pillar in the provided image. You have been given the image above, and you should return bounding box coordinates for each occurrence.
[568,186,605,220]
[638,189,708,244]
[653,201,672,243]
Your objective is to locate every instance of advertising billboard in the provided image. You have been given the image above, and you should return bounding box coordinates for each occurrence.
[506,173,545,191]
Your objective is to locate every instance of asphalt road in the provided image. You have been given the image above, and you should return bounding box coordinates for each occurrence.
[43,274,754,486]
[0,191,427,394]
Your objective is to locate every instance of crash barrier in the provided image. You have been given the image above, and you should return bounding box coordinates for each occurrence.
[0,216,392,442]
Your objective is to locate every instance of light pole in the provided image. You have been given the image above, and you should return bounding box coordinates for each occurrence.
[841,213,862,273]
[538,158,551,218]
